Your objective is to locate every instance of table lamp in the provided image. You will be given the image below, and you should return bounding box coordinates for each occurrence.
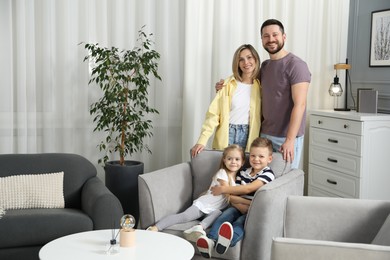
[330,61,351,111]
[329,74,343,110]
[119,214,136,247]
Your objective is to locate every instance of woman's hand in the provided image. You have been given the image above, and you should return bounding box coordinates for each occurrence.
[191,144,205,158]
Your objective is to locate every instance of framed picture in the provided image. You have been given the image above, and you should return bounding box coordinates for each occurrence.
[370,9,390,67]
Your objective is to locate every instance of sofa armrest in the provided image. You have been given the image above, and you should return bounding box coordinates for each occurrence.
[284,196,390,243]
[271,237,390,260]
[241,169,304,260]
[81,177,124,229]
[138,162,193,229]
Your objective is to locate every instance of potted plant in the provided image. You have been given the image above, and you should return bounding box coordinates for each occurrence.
[82,27,161,222]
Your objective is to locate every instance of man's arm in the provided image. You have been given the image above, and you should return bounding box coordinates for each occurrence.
[215,79,224,92]
[211,179,264,196]
[280,82,309,162]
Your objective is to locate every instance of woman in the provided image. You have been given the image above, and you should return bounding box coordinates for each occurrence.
[191,44,261,157]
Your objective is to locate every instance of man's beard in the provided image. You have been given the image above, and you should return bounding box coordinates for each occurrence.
[264,41,284,54]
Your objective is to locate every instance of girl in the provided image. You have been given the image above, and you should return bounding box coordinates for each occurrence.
[146,144,245,242]
[191,44,261,157]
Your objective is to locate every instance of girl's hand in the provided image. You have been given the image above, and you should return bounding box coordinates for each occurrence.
[210,185,223,195]
[231,202,249,214]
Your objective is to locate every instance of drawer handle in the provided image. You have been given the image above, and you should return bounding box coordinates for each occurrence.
[344,124,349,129]
[327,179,338,185]
[327,138,338,144]
[327,158,338,163]
[318,120,323,125]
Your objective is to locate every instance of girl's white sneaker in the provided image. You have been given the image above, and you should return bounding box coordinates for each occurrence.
[183,224,206,242]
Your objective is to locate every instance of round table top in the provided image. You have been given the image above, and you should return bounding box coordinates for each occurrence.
[39,229,194,260]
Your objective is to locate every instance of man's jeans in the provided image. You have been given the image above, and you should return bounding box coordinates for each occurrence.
[207,207,246,247]
[229,124,249,150]
[261,133,304,169]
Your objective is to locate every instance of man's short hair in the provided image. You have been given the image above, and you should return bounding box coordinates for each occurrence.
[260,19,285,35]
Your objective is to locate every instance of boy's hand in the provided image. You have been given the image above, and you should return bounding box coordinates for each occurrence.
[210,185,223,195]
[215,79,224,92]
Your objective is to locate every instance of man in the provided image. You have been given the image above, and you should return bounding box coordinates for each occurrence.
[216,19,311,168]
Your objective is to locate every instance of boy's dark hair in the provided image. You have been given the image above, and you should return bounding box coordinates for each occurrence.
[250,137,273,155]
[260,19,285,35]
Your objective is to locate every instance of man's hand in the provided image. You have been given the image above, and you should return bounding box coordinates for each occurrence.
[215,79,224,92]
[210,185,224,195]
[191,144,205,158]
[279,138,295,163]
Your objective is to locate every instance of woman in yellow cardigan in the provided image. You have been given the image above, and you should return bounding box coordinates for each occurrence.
[191,44,261,157]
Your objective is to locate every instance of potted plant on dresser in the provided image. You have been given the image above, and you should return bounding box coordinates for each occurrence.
[82,27,161,224]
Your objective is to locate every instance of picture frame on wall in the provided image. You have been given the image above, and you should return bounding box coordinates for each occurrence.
[370,9,390,67]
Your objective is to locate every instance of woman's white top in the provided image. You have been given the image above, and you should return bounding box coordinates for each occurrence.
[193,169,236,214]
[229,81,252,125]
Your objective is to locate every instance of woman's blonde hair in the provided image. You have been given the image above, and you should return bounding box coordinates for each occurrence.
[232,44,261,82]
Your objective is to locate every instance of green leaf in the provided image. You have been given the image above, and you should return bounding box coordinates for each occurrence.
[81,26,161,166]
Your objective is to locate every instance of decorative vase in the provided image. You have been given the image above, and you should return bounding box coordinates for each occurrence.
[104,161,144,226]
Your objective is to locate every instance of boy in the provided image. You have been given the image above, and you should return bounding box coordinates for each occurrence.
[196,137,274,258]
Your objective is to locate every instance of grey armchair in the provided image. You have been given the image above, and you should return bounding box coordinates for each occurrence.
[138,150,304,260]
[271,196,390,260]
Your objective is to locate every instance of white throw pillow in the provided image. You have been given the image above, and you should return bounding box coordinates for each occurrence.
[0,172,65,210]
[372,214,390,246]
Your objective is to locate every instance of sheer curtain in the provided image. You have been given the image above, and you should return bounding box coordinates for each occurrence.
[0,0,349,178]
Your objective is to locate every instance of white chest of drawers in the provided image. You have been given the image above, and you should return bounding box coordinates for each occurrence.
[308,110,390,199]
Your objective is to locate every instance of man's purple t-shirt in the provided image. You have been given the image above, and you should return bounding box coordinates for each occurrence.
[259,53,311,137]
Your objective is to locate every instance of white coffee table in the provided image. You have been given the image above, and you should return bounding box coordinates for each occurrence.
[39,229,194,260]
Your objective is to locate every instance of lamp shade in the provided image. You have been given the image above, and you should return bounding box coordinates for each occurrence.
[329,75,343,96]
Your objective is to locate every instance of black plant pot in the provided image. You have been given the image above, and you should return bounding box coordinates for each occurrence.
[104,160,144,225]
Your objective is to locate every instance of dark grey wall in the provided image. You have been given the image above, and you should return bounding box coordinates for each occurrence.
[348,0,390,113]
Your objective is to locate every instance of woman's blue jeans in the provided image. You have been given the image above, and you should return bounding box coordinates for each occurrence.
[229,124,249,150]
[207,207,246,247]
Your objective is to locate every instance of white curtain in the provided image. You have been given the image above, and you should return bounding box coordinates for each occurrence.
[0,0,349,178]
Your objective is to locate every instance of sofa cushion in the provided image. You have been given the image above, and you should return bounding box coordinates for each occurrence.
[0,153,97,209]
[372,214,390,246]
[0,172,65,210]
[271,237,390,260]
[0,208,93,248]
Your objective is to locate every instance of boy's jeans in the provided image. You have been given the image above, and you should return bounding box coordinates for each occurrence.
[207,207,246,247]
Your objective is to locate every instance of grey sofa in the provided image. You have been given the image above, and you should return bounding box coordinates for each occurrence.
[0,153,124,260]
[138,149,304,260]
[271,196,390,260]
